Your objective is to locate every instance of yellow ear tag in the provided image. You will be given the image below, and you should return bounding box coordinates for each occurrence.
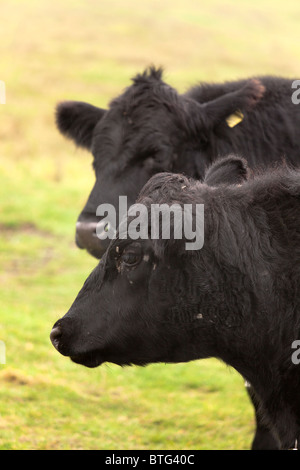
[226,110,244,128]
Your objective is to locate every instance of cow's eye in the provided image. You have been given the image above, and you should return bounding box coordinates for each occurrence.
[120,251,141,267]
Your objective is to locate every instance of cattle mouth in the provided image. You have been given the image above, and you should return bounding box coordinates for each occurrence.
[70,352,104,368]
[84,246,105,260]
[75,238,107,259]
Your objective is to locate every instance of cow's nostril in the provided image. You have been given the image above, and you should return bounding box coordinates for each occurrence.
[50,326,62,350]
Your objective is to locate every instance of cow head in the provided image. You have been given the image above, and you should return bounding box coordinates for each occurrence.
[56,67,263,258]
[50,156,250,368]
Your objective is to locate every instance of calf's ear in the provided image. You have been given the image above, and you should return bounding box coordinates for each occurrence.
[201,79,265,130]
[56,101,106,150]
[203,156,249,186]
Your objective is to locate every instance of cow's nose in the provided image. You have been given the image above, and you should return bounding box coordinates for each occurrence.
[75,221,110,259]
[75,221,98,249]
[50,325,62,351]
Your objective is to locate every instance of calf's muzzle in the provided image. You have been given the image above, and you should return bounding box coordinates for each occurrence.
[50,325,62,351]
[75,220,109,259]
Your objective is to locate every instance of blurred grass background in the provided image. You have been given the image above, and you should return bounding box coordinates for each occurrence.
[0,0,300,450]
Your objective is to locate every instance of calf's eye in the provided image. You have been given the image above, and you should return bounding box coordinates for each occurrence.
[120,251,141,267]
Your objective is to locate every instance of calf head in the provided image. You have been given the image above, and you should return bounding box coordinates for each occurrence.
[56,67,263,258]
[50,157,249,368]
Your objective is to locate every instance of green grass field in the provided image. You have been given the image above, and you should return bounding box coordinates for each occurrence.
[1,0,300,450]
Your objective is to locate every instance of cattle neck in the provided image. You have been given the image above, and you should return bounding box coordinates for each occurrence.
[216,340,300,450]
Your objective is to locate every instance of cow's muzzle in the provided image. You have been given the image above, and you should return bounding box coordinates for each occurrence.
[50,325,62,351]
[50,319,104,368]
[75,220,110,259]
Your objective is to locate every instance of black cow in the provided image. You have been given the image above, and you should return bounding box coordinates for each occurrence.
[56,68,300,259]
[51,157,300,450]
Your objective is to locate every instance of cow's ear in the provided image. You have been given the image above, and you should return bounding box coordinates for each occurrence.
[201,79,265,130]
[56,101,106,150]
[203,156,249,186]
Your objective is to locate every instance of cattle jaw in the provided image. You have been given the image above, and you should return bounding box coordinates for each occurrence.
[70,353,140,369]
[70,347,164,369]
